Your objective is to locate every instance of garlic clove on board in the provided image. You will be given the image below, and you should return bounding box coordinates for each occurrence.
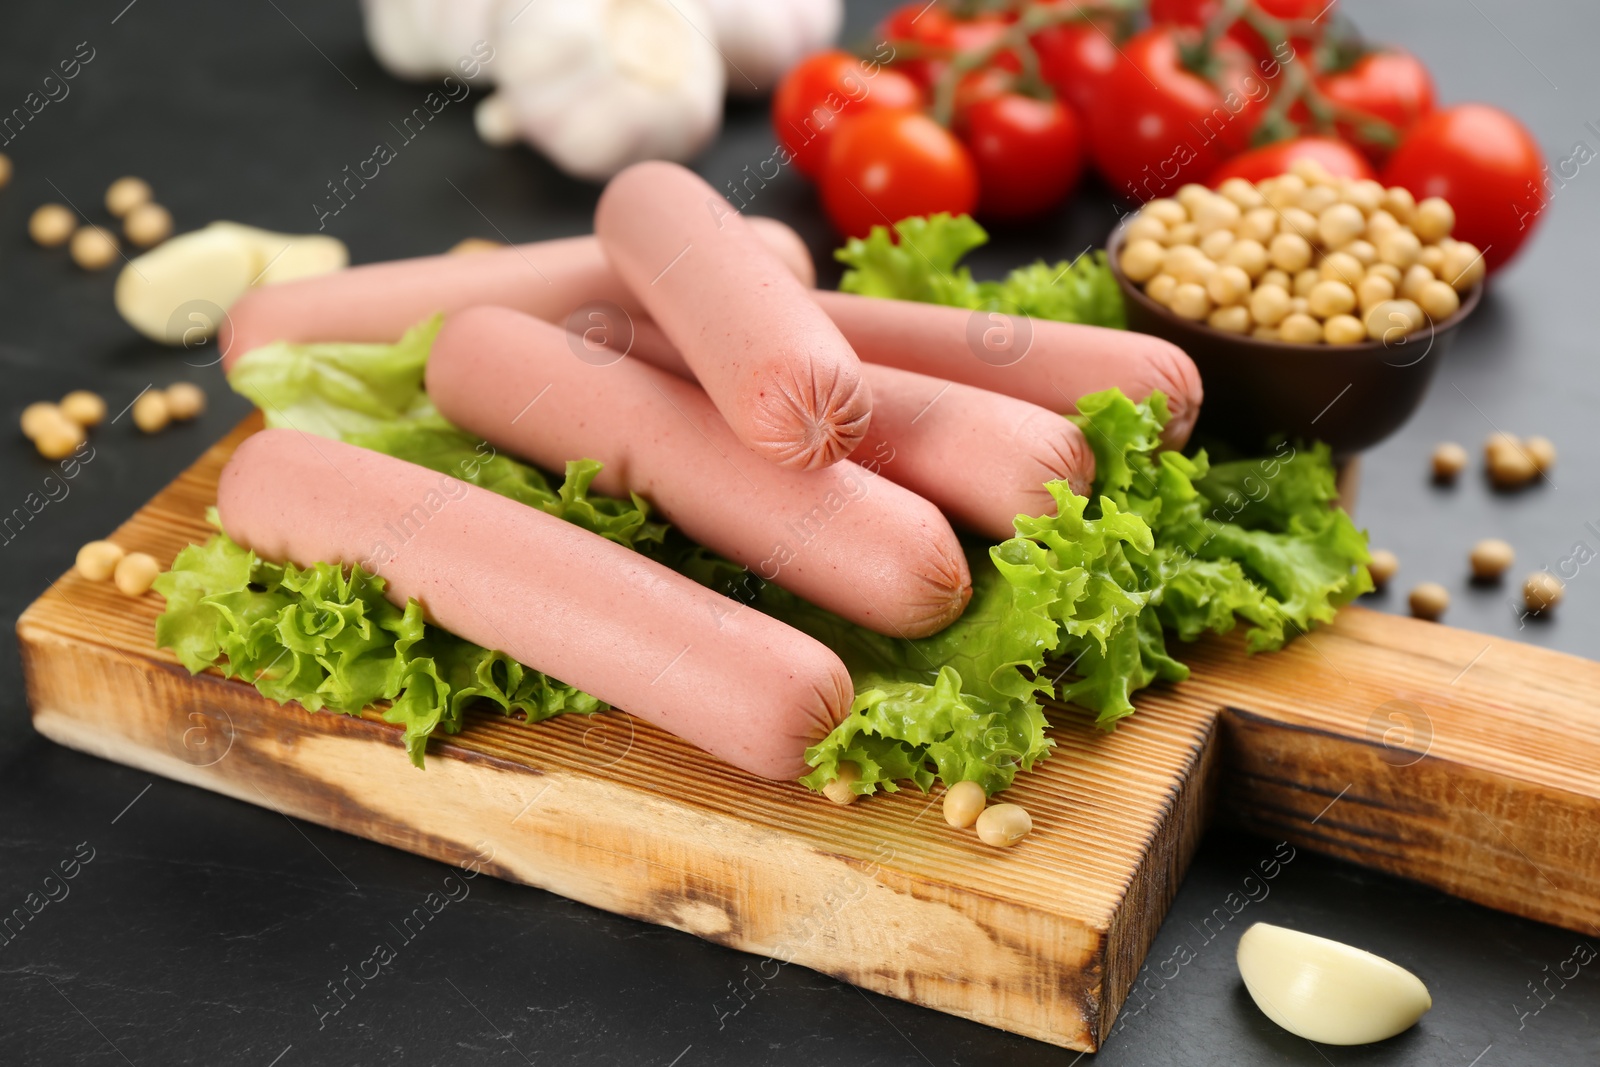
[1236,923,1433,1045]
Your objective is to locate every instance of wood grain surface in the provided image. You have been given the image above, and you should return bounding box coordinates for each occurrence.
[16,418,1600,1051]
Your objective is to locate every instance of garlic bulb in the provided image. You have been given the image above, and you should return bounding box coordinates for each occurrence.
[481,0,725,180]
[698,0,843,96]
[473,93,520,147]
[360,0,498,81]
[432,0,500,80]
[363,0,839,179]
[1236,923,1433,1045]
[360,0,453,79]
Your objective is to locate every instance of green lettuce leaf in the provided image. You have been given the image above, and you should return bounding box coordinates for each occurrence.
[990,255,1127,327]
[834,213,991,306]
[767,554,1058,798]
[785,384,1365,765]
[227,317,446,439]
[1056,389,1372,721]
[836,213,1125,329]
[774,485,1159,797]
[799,667,1046,797]
[155,510,606,769]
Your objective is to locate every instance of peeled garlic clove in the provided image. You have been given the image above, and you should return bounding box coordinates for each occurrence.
[115,226,258,344]
[205,222,349,286]
[115,223,349,344]
[1237,923,1432,1045]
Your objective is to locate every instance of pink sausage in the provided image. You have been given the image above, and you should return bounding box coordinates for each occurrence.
[594,161,871,471]
[425,307,971,639]
[624,331,1095,542]
[812,290,1204,448]
[217,217,817,371]
[216,429,851,779]
[849,365,1095,539]
[218,219,1197,455]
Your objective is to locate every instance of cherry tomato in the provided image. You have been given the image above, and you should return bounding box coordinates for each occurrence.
[1317,50,1435,163]
[946,13,1018,58]
[879,6,1017,89]
[1085,27,1273,202]
[1254,0,1332,17]
[1382,104,1546,272]
[880,3,956,88]
[1253,0,1334,63]
[1208,136,1376,185]
[1148,0,1330,63]
[1032,17,1120,116]
[772,51,924,181]
[881,2,953,43]
[1148,0,1222,26]
[821,108,979,238]
[956,92,1084,221]
[949,65,1011,110]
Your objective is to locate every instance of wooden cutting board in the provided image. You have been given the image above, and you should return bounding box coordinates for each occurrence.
[17,416,1600,1052]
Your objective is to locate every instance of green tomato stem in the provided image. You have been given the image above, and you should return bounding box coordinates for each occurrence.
[1236,4,1403,147]
[927,0,1140,125]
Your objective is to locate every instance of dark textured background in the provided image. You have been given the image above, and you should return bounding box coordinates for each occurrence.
[1,1,1596,1064]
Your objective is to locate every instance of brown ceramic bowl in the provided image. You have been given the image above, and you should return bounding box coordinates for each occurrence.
[1107,218,1483,458]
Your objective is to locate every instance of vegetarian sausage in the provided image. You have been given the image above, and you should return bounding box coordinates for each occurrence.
[811,289,1203,448]
[217,217,817,370]
[216,428,852,779]
[844,364,1096,540]
[218,216,1199,451]
[624,331,1096,541]
[425,306,971,638]
[594,161,871,471]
